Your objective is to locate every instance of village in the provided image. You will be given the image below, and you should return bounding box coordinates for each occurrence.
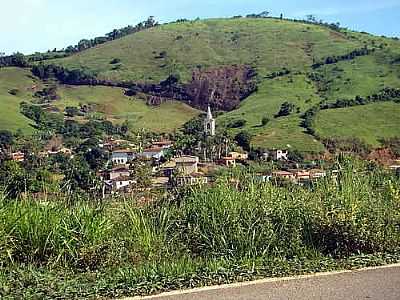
[6,106,399,197]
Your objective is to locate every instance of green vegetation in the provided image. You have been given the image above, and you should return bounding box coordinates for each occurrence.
[49,18,361,82]
[0,68,41,133]
[56,85,200,133]
[219,74,325,152]
[2,17,400,151]
[1,160,399,298]
[314,102,400,146]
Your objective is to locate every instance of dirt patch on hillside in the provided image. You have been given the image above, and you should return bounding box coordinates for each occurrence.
[186,65,257,111]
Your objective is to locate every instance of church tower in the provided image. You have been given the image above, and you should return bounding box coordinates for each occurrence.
[204,106,216,136]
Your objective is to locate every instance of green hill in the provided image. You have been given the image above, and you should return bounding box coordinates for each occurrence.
[0,68,41,134]
[49,18,362,82]
[1,17,400,151]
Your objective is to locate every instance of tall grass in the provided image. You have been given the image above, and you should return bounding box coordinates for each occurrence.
[0,159,399,297]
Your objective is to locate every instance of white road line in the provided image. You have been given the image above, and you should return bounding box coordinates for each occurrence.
[121,263,400,299]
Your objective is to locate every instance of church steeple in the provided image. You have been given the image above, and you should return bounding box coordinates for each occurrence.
[204,105,216,136]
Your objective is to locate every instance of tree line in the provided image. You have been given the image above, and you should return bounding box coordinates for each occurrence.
[312,47,374,69]
[63,16,158,54]
[0,17,158,67]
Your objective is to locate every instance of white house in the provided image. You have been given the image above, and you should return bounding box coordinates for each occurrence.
[152,140,173,149]
[111,149,136,165]
[141,147,165,160]
[105,176,136,193]
[264,149,288,161]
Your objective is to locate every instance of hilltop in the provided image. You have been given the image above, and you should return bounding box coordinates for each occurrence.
[1,16,400,152]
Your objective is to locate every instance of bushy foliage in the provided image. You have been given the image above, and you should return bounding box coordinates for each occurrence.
[312,47,373,69]
[227,119,247,128]
[323,137,372,157]
[234,131,252,151]
[275,101,296,118]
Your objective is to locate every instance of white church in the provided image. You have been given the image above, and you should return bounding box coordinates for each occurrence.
[204,106,216,136]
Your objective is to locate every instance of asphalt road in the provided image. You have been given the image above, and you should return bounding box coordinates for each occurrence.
[127,264,400,300]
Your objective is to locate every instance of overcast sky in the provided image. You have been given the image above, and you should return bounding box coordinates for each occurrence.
[1,0,399,55]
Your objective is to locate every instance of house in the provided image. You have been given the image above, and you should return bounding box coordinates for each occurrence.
[152,140,173,149]
[174,156,199,175]
[141,147,165,160]
[105,176,136,193]
[111,149,136,165]
[11,151,25,162]
[159,160,176,177]
[109,166,130,180]
[220,156,236,167]
[272,170,294,180]
[47,147,72,156]
[255,173,272,183]
[228,152,248,161]
[289,170,311,181]
[310,169,327,179]
[176,173,208,186]
[263,149,288,161]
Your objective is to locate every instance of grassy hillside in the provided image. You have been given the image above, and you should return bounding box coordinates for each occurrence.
[0,68,41,133]
[56,85,199,133]
[218,74,325,152]
[3,18,400,150]
[49,18,361,82]
[314,102,400,147]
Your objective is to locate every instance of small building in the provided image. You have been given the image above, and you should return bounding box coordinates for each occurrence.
[11,151,25,162]
[220,156,236,168]
[228,152,248,161]
[310,169,327,179]
[204,106,216,136]
[174,156,199,175]
[152,140,173,149]
[159,160,177,177]
[290,170,310,181]
[263,149,288,161]
[272,170,294,180]
[111,149,136,165]
[141,147,165,160]
[47,147,72,156]
[105,176,136,193]
[109,166,130,180]
[176,173,208,186]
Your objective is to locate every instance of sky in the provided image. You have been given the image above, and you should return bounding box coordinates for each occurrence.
[1,0,399,55]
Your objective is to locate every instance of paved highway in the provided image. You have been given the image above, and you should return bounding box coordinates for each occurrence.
[126,264,400,300]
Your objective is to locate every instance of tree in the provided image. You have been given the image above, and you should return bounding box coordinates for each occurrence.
[275,101,296,118]
[84,147,108,171]
[131,158,152,189]
[65,106,80,117]
[261,116,270,126]
[227,119,247,129]
[0,130,14,150]
[234,131,252,151]
[0,161,28,198]
[306,14,317,23]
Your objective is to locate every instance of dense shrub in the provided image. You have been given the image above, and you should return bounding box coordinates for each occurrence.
[227,119,247,128]
[275,101,296,118]
[312,47,374,69]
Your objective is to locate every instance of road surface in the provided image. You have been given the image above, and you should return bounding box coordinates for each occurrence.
[126,264,400,300]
